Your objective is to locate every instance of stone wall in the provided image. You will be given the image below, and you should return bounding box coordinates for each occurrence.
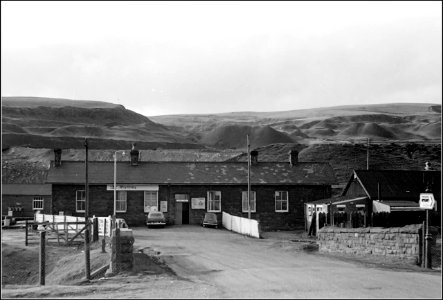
[317,224,427,265]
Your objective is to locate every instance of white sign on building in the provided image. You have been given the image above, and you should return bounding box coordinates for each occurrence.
[160,201,168,212]
[106,184,159,191]
[191,198,206,209]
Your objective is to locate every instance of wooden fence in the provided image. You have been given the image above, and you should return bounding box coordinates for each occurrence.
[222,212,260,238]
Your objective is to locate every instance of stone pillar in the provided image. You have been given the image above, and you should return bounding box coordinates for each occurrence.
[106,228,134,277]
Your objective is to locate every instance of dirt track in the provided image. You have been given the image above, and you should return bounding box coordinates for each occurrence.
[2,226,442,298]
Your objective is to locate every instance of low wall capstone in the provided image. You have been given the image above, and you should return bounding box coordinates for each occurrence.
[317,224,429,265]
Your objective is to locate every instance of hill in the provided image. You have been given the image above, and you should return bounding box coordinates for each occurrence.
[2,97,440,149]
[200,124,294,149]
[151,103,441,145]
[1,97,201,149]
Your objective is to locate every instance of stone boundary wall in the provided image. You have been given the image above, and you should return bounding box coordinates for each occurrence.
[317,224,425,265]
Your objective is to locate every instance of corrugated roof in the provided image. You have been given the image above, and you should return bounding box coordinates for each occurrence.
[46,161,337,185]
[2,184,52,195]
[347,170,441,200]
[380,200,420,208]
[308,196,368,205]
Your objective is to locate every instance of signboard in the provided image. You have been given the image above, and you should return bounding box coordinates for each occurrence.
[160,201,168,212]
[419,193,436,210]
[106,184,159,191]
[176,199,189,203]
[191,198,206,209]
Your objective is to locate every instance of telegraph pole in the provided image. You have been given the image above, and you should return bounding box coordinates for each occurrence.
[84,138,91,280]
[247,134,251,219]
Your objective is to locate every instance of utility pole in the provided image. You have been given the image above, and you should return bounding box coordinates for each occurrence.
[84,138,91,280]
[247,134,251,219]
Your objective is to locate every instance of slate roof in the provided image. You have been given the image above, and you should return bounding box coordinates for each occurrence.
[344,170,441,200]
[46,161,337,185]
[2,184,52,195]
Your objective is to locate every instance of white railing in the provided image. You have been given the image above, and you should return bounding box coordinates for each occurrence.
[34,213,122,237]
[222,212,260,238]
[35,213,86,234]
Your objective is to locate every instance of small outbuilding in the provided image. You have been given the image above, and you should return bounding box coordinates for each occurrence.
[311,168,441,229]
[2,184,52,218]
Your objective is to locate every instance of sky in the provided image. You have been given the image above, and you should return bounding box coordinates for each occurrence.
[1,1,442,116]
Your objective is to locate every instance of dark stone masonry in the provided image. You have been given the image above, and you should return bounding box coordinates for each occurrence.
[317,224,437,265]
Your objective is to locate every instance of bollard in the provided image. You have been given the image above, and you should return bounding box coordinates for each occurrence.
[39,231,46,285]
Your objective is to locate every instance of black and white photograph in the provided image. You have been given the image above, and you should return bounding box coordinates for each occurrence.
[1,1,442,298]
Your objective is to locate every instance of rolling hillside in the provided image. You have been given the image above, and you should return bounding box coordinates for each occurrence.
[2,97,202,150]
[1,97,441,188]
[151,103,442,146]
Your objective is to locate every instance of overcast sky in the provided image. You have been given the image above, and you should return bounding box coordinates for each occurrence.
[1,1,442,116]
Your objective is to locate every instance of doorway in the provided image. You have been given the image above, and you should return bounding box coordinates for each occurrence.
[175,194,190,225]
[182,202,189,224]
[175,202,190,225]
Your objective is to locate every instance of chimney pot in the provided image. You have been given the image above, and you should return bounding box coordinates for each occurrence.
[250,150,258,164]
[424,161,431,171]
[289,149,298,166]
[130,143,139,166]
[54,148,62,167]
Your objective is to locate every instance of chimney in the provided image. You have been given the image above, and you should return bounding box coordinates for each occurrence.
[54,148,62,167]
[130,143,139,166]
[289,149,298,166]
[250,150,258,165]
[424,161,432,171]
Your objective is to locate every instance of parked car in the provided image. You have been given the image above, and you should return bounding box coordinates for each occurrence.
[202,212,218,228]
[146,211,166,228]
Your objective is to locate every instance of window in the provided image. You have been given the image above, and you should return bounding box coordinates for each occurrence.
[336,204,346,213]
[144,191,158,213]
[33,197,44,210]
[76,190,85,212]
[275,191,288,212]
[242,191,256,213]
[207,191,221,212]
[116,191,127,213]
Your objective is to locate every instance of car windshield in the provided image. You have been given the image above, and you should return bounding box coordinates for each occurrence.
[150,213,163,217]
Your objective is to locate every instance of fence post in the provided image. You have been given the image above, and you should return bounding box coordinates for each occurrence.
[84,221,91,280]
[93,218,99,242]
[39,231,46,285]
[102,219,107,253]
[25,220,28,246]
[64,216,68,243]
